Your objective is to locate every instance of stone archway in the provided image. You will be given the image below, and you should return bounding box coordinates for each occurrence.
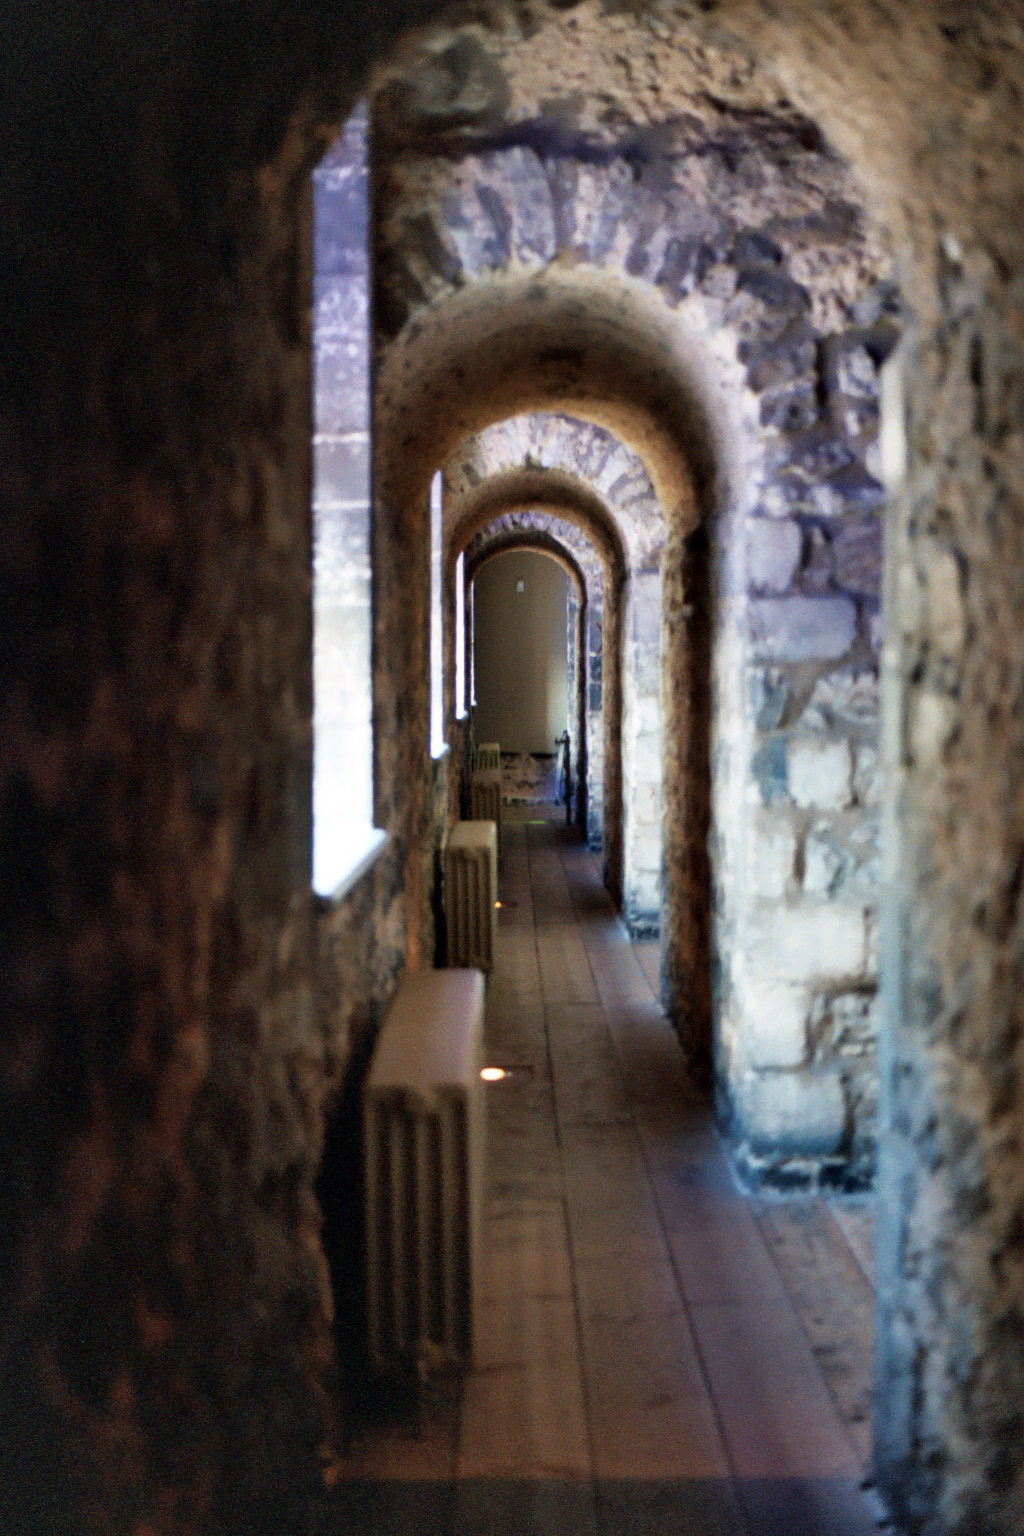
[468,532,590,831]
[463,515,605,838]
[445,467,625,885]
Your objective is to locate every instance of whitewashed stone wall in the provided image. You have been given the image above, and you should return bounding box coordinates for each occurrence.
[622,568,663,936]
[725,302,893,1189]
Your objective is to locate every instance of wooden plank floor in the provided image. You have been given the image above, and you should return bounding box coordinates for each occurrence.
[329,809,883,1535]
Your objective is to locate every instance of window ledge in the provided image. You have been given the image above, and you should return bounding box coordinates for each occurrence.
[313,826,389,904]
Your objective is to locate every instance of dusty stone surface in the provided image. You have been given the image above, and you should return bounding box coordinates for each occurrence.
[3,2,1024,1532]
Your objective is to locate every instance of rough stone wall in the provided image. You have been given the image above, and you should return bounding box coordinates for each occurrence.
[0,18,345,1529]
[731,298,896,1189]
[875,251,1024,1536]
[566,581,586,835]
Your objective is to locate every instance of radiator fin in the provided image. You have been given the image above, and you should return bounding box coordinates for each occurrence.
[470,768,502,849]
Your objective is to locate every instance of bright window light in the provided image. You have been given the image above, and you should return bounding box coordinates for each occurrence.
[430,472,446,758]
[311,102,385,897]
[470,578,477,708]
[455,551,467,720]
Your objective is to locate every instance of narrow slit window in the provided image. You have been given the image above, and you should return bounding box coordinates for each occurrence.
[430,471,446,757]
[455,550,467,720]
[312,102,384,896]
[470,578,477,708]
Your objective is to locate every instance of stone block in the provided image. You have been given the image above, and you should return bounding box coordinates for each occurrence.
[629,740,662,794]
[800,525,835,591]
[631,696,661,735]
[774,423,855,481]
[747,518,802,593]
[749,596,856,663]
[788,738,852,810]
[486,146,556,264]
[828,338,877,399]
[760,384,820,433]
[748,817,796,898]
[865,912,879,981]
[751,738,788,804]
[747,902,867,983]
[628,829,661,875]
[852,281,901,327]
[854,744,880,806]
[834,518,883,595]
[822,461,885,513]
[658,235,716,299]
[738,1068,846,1157]
[798,670,879,732]
[748,667,791,731]
[742,316,816,391]
[745,982,811,1069]
[809,990,878,1060]
[803,816,879,898]
[736,265,810,314]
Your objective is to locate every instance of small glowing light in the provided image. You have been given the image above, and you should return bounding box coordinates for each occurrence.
[494,901,502,909]
[480,1067,507,1083]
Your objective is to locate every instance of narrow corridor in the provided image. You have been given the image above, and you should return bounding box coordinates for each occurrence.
[332,809,881,1535]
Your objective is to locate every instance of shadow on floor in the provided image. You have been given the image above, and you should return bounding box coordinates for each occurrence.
[325,1473,883,1536]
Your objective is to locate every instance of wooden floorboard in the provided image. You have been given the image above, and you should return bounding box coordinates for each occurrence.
[632,939,661,1001]
[754,1200,876,1468]
[326,811,881,1535]
[829,1200,877,1290]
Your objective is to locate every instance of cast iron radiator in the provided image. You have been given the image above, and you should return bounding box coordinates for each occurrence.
[364,968,486,1375]
[445,819,498,972]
